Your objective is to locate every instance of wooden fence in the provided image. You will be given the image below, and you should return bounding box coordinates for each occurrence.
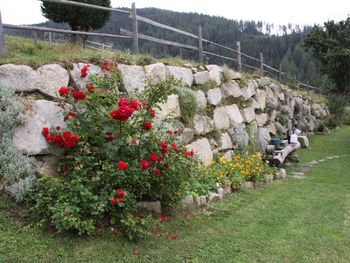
[0,0,321,92]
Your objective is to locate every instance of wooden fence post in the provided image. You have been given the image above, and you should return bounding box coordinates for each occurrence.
[32,30,38,47]
[236,41,241,71]
[279,64,282,81]
[198,25,203,63]
[260,52,264,75]
[48,32,52,45]
[131,2,139,53]
[0,9,6,57]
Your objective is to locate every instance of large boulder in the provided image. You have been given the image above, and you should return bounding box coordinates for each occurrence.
[240,106,256,123]
[205,65,223,85]
[225,104,244,124]
[207,88,222,105]
[298,136,310,148]
[311,104,323,118]
[36,64,70,98]
[255,89,267,110]
[218,133,233,150]
[240,80,257,100]
[192,114,214,135]
[280,105,293,119]
[195,90,207,109]
[166,66,193,86]
[156,94,181,118]
[13,99,66,155]
[186,138,213,164]
[0,64,69,99]
[257,77,272,88]
[144,63,166,84]
[220,80,243,99]
[213,107,230,130]
[180,128,194,144]
[255,127,271,153]
[118,64,146,94]
[255,113,268,127]
[193,71,210,85]
[227,121,249,150]
[71,63,104,90]
[265,87,279,110]
[222,67,241,80]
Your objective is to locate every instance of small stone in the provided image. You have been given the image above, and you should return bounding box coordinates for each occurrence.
[217,187,224,199]
[166,66,193,86]
[137,201,161,215]
[194,195,207,209]
[209,192,221,202]
[243,181,254,190]
[265,174,274,183]
[298,136,309,148]
[240,106,256,123]
[182,195,194,208]
[213,107,230,130]
[222,182,232,194]
[195,90,207,109]
[287,154,300,163]
[225,104,244,124]
[205,64,223,85]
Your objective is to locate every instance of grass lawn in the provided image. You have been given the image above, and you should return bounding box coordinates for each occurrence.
[1,126,350,262]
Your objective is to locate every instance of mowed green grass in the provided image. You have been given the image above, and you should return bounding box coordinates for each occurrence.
[1,127,350,263]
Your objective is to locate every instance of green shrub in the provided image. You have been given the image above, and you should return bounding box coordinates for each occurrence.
[327,95,347,126]
[0,87,36,202]
[175,86,198,126]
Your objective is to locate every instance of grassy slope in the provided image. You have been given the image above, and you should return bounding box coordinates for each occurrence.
[0,35,198,69]
[1,126,350,262]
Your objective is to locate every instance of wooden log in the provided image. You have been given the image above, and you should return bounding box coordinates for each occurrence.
[120,29,198,51]
[4,24,132,39]
[198,25,203,63]
[131,2,139,53]
[271,141,301,166]
[0,9,5,57]
[236,41,241,71]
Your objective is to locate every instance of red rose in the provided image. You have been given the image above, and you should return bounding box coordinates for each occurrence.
[110,198,117,205]
[129,100,141,111]
[62,131,72,140]
[118,97,129,107]
[166,130,172,134]
[159,214,166,223]
[160,141,168,149]
[110,105,134,121]
[157,157,162,163]
[143,121,152,130]
[116,188,125,198]
[140,159,150,170]
[56,126,61,131]
[149,152,157,162]
[119,197,125,203]
[72,91,86,101]
[101,59,113,71]
[105,134,114,141]
[81,65,89,78]
[86,83,95,93]
[160,148,167,155]
[117,161,127,171]
[41,127,49,137]
[171,143,177,148]
[154,169,161,177]
[45,133,55,143]
[58,87,70,97]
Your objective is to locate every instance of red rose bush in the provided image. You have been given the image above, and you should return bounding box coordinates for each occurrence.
[28,61,200,239]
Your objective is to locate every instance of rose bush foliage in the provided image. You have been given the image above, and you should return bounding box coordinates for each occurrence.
[27,61,199,239]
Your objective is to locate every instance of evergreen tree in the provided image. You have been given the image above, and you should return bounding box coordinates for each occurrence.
[41,0,111,42]
[304,17,350,96]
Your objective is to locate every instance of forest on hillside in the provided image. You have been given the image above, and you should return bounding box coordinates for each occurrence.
[5,7,324,87]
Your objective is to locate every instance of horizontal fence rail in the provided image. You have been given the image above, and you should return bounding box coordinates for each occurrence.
[0,0,321,93]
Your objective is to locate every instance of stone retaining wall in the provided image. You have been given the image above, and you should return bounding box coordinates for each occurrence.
[0,62,329,174]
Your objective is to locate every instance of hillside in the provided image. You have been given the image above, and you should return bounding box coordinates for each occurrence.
[4,7,322,86]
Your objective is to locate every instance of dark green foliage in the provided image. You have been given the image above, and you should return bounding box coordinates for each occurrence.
[304,17,350,96]
[41,0,111,31]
